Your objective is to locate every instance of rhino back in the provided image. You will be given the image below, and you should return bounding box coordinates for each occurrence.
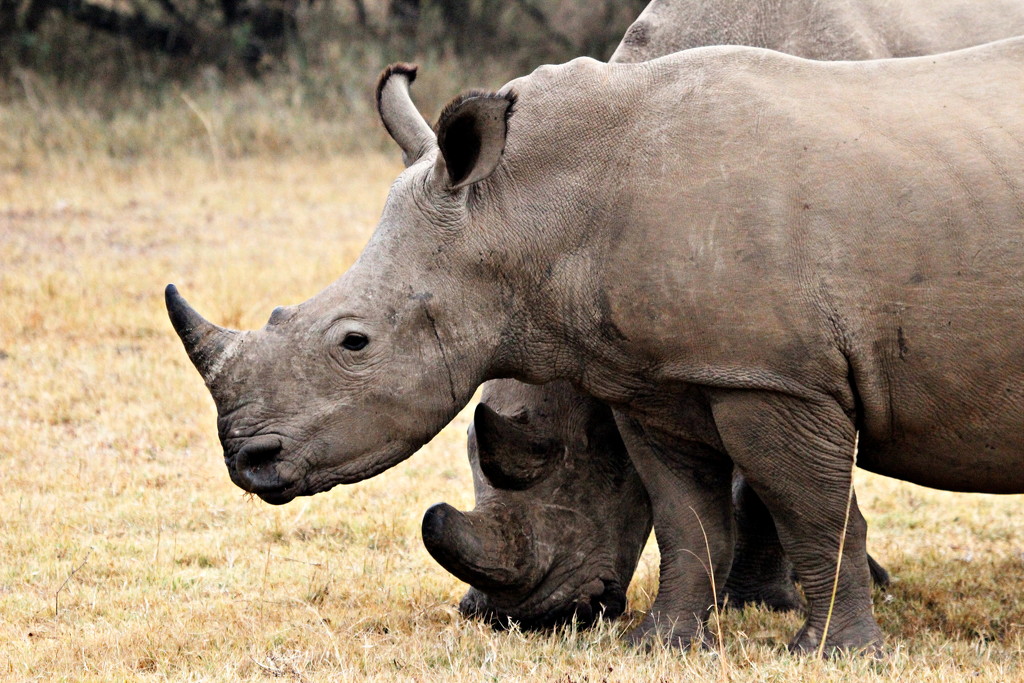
[611,0,1024,63]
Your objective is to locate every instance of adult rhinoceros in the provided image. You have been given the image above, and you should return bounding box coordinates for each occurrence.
[168,37,1024,652]
[424,0,1024,632]
[422,380,653,630]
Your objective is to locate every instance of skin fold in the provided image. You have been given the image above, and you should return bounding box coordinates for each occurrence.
[422,0,1024,631]
[168,36,1024,653]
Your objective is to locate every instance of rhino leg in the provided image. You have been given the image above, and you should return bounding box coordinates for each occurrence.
[711,391,884,655]
[726,476,891,613]
[724,475,804,612]
[614,413,734,649]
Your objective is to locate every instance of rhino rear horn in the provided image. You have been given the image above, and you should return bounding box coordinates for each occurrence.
[473,403,558,490]
[421,502,539,592]
[165,284,240,385]
[376,63,436,166]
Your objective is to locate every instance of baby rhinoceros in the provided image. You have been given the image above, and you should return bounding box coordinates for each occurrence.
[423,380,889,630]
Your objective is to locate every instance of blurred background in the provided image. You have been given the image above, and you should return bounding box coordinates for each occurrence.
[0,0,649,168]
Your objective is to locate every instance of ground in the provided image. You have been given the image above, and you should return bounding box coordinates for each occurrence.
[0,151,1022,681]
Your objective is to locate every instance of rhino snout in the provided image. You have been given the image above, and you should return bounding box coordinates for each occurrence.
[231,436,297,505]
[524,577,627,630]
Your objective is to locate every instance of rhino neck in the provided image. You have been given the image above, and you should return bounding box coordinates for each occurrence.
[478,65,656,388]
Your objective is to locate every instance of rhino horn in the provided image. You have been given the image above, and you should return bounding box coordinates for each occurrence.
[422,502,537,592]
[474,403,558,490]
[376,63,436,166]
[165,284,240,384]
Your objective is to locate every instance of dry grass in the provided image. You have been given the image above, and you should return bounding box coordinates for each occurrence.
[0,45,523,176]
[1,119,1023,680]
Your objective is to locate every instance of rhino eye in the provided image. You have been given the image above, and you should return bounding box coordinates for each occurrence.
[341,333,369,351]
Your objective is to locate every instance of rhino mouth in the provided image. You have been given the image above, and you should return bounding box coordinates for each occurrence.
[231,468,300,506]
[458,580,627,631]
[254,488,298,505]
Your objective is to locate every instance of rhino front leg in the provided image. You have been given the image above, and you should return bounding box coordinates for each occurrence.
[614,413,734,648]
[711,390,883,655]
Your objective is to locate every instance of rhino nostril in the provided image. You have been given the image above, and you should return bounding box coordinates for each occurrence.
[229,436,297,505]
[235,436,283,477]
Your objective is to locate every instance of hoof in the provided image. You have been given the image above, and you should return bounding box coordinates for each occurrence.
[626,613,711,650]
[788,619,885,657]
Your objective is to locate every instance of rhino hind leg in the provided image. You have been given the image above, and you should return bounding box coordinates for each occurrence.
[711,392,884,655]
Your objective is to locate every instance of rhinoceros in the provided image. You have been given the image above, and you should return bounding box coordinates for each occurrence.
[167,36,1024,652]
[423,0,1024,631]
[421,380,651,629]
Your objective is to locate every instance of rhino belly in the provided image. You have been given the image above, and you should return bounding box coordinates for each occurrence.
[856,433,1023,494]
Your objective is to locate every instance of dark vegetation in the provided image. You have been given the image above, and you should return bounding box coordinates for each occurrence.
[0,1,646,166]
[0,0,646,102]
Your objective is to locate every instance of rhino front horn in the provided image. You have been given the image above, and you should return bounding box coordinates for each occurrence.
[422,502,540,593]
[165,284,240,384]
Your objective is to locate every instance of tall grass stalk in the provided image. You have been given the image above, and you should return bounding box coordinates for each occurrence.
[817,431,860,658]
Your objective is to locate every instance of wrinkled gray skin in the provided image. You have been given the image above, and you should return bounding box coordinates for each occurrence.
[168,37,1024,653]
[425,0,1024,631]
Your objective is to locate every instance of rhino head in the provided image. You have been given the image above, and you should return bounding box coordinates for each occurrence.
[421,380,652,629]
[166,64,539,504]
[165,276,484,503]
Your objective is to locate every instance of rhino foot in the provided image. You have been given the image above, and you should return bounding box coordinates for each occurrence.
[722,579,804,613]
[722,552,890,613]
[626,611,716,650]
[788,613,885,657]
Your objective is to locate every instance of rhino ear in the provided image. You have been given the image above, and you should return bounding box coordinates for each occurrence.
[434,91,515,190]
[376,63,436,166]
[473,403,558,490]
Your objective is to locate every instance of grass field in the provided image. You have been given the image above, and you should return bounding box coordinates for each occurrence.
[1,108,1023,680]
